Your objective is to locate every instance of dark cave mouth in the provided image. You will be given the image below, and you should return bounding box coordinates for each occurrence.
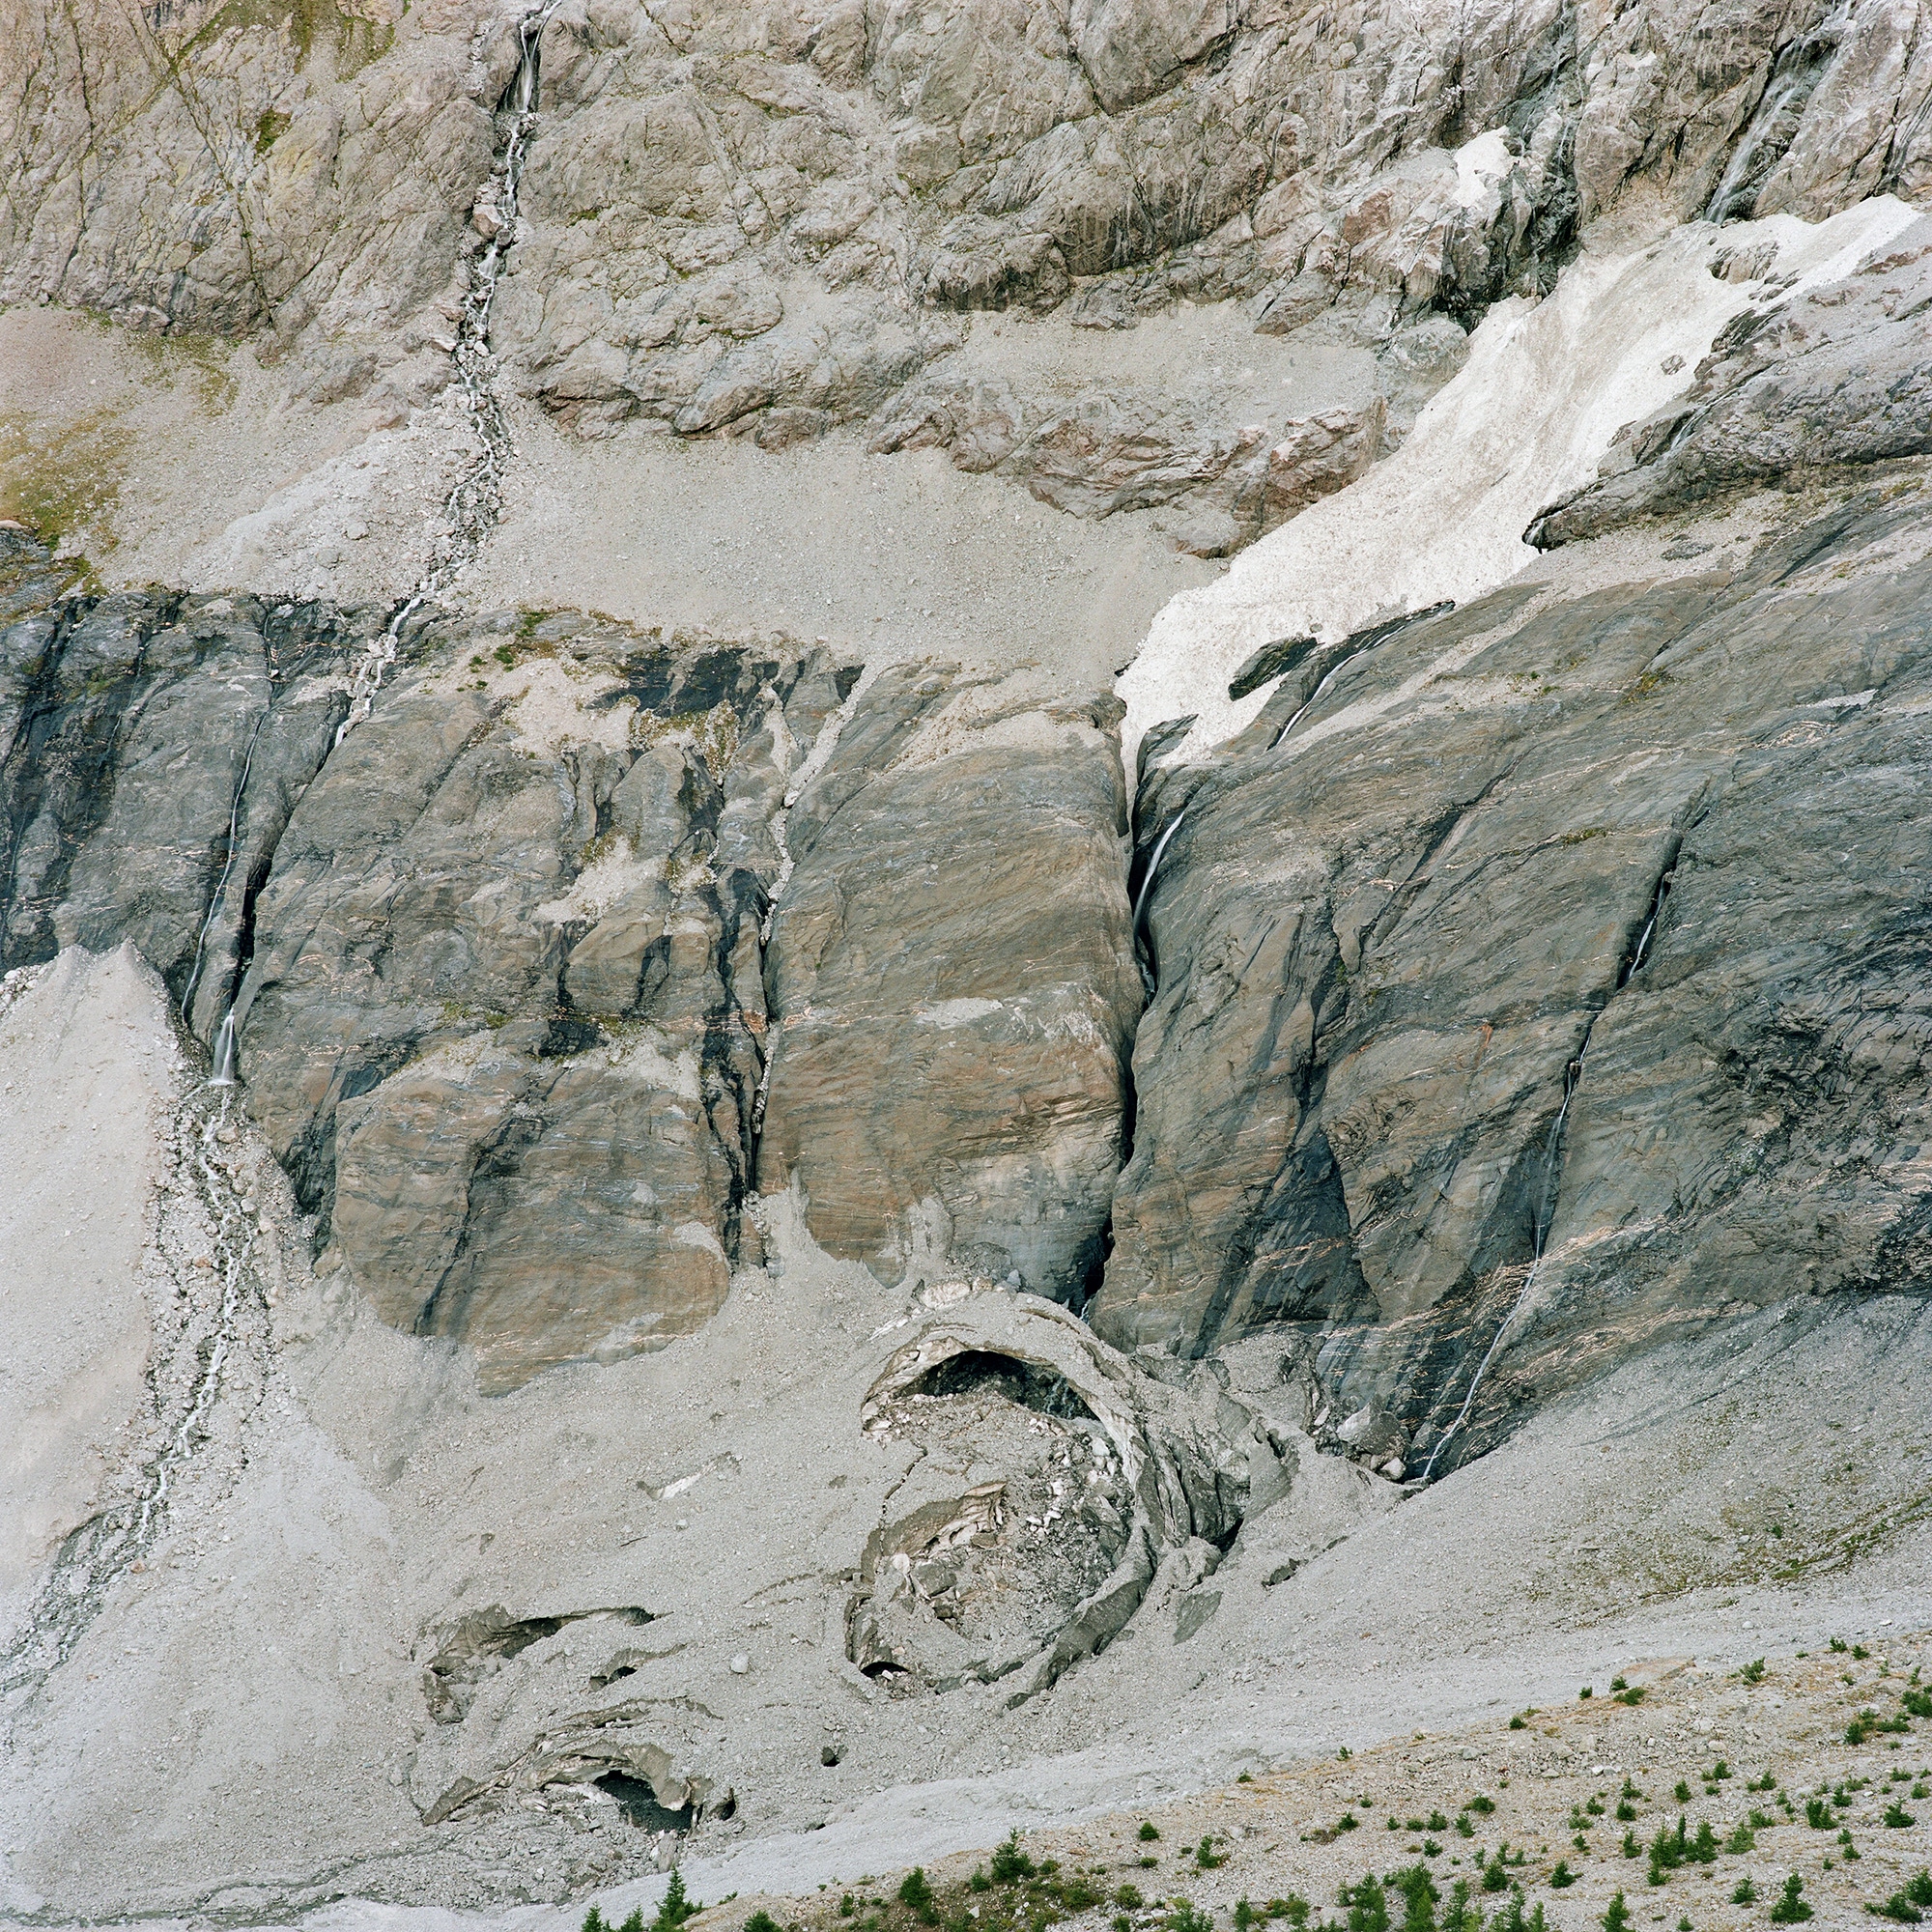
[594,1773,696,1833]
[907,1348,1098,1423]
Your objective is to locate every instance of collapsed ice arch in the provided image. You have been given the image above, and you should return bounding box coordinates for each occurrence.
[595,1772,699,1833]
[860,1293,1242,1543]
[901,1348,1100,1423]
[415,1601,734,1831]
[421,1727,731,1830]
[855,1293,1247,1699]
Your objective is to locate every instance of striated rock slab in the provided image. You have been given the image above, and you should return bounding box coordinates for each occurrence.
[1,530,903,1392]
[0,541,367,1029]
[1095,484,1932,1474]
[758,664,1140,1301]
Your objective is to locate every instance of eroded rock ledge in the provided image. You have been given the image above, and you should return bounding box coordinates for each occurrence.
[12,0,1932,562]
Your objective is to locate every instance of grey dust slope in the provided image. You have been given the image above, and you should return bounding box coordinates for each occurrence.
[3,0,1932,1921]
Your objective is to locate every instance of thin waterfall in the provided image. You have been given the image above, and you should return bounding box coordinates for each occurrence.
[1130,807,1187,996]
[1419,1053,1581,1483]
[749,666,879,1140]
[1270,664,1343,749]
[207,1011,238,1088]
[1131,809,1187,938]
[335,0,564,747]
[1417,848,1678,1482]
[1705,13,1843,224]
[1705,73,1809,222]
[1620,867,1674,986]
[1268,604,1452,752]
[180,703,270,1021]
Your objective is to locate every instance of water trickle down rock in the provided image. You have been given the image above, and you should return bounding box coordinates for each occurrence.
[0,558,365,1022]
[231,613,856,1392]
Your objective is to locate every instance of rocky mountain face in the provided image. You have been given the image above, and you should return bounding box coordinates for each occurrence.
[5,0,1932,1916]
[1104,482,1932,1476]
[7,343,1930,1450]
[760,665,1141,1297]
[8,0,1931,552]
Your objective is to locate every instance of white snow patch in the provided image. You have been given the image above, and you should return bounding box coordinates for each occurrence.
[1453,129,1513,209]
[1118,195,1924,771]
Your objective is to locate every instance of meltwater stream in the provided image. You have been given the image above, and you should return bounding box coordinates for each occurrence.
[1418,1054,1582,1484]
[173,2,562,1097]
[1417,847,1682,1482]
[0,1076,269,1707]
[334,0,563,749]
[178,703,269,1027]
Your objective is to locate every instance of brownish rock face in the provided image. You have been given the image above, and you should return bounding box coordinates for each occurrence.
[757,664,1141,1301]
[222,614,855,1391]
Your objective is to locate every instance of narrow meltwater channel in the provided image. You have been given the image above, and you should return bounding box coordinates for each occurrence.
[178,703,268,1023]
[0,1079,267,1707]
[1418,1053,1582,1484]
[334,0,564,750]
[1418,839,1683,1482]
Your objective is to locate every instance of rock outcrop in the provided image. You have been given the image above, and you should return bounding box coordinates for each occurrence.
[758,665,1140,1300]
[0,563,859,1389]
[0,541,369,1030]
[0,564,1155,1387]
[10,430,1932,1448]
[232,617,859,1389]
[10,0,1932,554]
[1096,481,1932,1474]
[1527,216,1932,546]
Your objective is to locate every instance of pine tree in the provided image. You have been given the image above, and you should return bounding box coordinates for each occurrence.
[1345,1874,1390,1932]
[653,1867,701,1932]
[1394,1863,1437,1932]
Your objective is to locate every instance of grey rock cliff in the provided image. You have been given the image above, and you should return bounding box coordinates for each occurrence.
[0,548,367,1030]
[1096,482,1932,1475]
[231,617,856,1390]
[11,444,1932,1466]
[0,571,859,1390]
